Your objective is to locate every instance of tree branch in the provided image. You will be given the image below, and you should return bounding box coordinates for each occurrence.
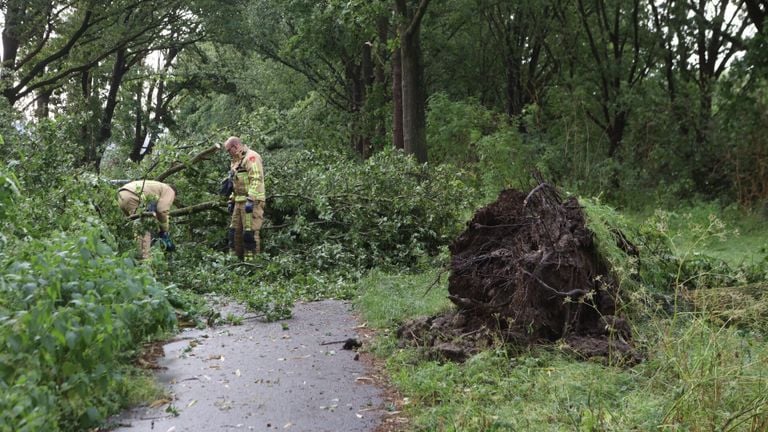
[154,144,222,182]
[127,200,226,221]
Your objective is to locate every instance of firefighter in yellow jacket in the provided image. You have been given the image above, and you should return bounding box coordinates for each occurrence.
[224,136,265,260]
[117,180,176,258]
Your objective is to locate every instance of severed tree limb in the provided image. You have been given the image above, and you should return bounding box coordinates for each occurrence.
[155,143,221,182]
[127,200,226,222]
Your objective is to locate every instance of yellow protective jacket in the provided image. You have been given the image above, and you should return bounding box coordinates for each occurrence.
[117,180,175,231]
[230,147,265,203]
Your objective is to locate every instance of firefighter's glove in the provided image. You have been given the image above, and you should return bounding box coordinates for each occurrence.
[157,231,176,252]
[146,202,158,214]
[245,198,254,214]
[227,201,234,214]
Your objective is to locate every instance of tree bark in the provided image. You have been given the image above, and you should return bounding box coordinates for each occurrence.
[392,42,404,150]
[395,0,431,163]
[1,1,24,70]
[91,48,129,171]
[375,15,390,145]
[360,41,374,159]
[132,86,144,161]
[400,26,428,163]
[34,87,52,120]
[131,47,180,162]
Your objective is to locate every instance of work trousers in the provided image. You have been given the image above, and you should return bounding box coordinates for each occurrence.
[229,200,265,260]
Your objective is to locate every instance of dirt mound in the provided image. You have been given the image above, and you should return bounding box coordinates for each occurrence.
[398,184,640,364]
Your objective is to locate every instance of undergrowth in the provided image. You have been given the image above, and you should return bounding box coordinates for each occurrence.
[0,222,176,431]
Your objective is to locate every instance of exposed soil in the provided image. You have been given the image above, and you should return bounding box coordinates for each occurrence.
[398,183,642,365]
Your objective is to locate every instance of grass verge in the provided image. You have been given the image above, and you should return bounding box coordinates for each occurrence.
[354,269,768,431]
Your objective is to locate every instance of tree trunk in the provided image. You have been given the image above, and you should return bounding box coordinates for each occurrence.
[1,1,25,103]
[34,88,52,120]
[360,41,374,159]
[400,26,428,163]
[505,52,523,118]
[131,47,180,162]
[392,44,404,151]
[78,70,98,168]
[1,2,23,68]
[744,0,767,34]
[375,15,389,145]
[607,110,627,158]
[132,86,145,162]
[92,48,129,171]
[346,58,365,157]
[395,0,431,163]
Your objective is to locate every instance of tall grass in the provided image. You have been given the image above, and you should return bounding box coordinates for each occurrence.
[354,203,768,431]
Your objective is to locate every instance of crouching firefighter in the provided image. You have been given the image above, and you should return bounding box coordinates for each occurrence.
[117,180,177,259]
[223,136,265,261]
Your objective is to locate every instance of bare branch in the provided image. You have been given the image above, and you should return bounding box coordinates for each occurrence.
[155,144,222,182]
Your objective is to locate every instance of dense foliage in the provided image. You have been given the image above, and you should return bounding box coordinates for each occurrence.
[3,0,768,208]
[2,0,768,429]
[0,224,175,431]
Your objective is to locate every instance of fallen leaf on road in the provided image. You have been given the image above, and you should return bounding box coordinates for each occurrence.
[149,398,171,408]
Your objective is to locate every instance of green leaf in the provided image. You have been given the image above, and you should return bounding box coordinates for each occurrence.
[65,331,78,350]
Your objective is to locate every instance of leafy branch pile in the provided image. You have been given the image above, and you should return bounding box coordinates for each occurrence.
[266,148,474,269]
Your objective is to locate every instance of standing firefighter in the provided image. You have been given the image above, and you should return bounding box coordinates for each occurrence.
[117,180,176,259]
[223,136,265,260]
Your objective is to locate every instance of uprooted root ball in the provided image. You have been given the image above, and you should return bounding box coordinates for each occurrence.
[398,184,641,364]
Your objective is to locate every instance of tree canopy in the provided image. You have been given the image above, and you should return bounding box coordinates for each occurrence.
[1,0,766,206]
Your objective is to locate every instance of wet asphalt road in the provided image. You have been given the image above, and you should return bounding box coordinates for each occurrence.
[112,300,386,432]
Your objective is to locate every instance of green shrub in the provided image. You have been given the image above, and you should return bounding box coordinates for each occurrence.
[0,223,176,431]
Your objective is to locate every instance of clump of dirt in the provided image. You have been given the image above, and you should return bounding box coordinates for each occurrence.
[398,183,641,364]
